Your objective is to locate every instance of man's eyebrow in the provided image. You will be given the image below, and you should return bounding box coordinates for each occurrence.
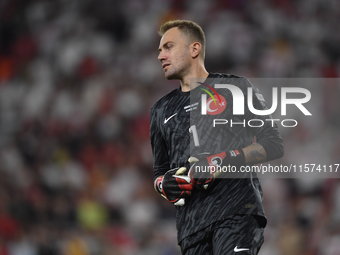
[158,41,174,52]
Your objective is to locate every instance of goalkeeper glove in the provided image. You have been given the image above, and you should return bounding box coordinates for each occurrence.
[188,150,245,190]
[154,167,193,206]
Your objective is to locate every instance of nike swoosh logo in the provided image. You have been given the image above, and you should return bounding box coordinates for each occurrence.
[164,113,177,124]
[234,246,249,252]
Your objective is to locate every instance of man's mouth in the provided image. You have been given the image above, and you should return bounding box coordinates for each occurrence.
[162,63,170,70]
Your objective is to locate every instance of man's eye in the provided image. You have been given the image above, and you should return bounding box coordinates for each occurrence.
[167,45,172,50]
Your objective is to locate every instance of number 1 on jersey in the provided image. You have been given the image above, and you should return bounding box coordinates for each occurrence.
[189,125,200,147]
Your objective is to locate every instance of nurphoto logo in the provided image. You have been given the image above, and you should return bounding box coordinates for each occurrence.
[200,84,312,128]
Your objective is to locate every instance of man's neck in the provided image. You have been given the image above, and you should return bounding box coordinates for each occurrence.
[180,64,209,92]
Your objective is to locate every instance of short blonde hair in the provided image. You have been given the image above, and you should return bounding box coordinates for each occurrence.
[158,20,206,59]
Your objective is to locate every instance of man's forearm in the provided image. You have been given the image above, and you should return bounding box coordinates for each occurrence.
[242,143,267,165]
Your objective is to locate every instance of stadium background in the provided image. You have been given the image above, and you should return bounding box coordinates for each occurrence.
[0,0,340,254]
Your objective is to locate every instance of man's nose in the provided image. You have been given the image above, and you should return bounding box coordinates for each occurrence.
[158,51,166,62]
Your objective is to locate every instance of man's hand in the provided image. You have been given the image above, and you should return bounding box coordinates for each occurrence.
[188,150,245,190]
[154,167,193,206]
[188,152,227,190]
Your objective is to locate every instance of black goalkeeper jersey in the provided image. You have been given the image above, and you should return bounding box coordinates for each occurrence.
[150,73,284,243]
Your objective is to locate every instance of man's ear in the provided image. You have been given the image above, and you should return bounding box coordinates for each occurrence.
[191,42,202,59]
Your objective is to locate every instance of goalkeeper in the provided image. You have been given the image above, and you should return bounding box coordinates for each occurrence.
[150,20,284,255]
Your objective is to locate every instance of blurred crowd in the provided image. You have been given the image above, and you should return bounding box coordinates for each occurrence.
[0,0,340,254]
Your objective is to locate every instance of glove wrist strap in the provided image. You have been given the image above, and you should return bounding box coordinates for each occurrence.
[154,176,163,194]
[224,149,246,167]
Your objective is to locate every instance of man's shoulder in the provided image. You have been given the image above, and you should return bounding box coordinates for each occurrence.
[151,88,179,113]
[209,72,244,79]
[209,72,251,89]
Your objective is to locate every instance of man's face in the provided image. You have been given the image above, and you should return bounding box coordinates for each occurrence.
[158,27,192,80]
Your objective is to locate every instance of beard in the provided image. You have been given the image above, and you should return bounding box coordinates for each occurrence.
[164,66,181,80]
[164,53,191,80]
